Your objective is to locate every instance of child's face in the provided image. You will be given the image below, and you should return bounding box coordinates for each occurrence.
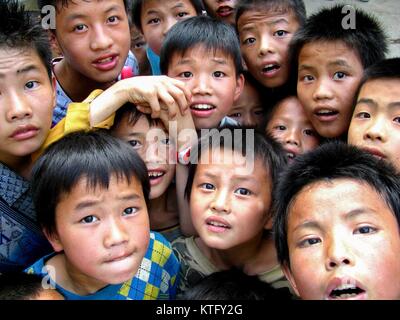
[284,179,400,300]
[53,0,130,83]
[167,46,244,129]
[228,79,264,128]
[130,26,150,75]
[0,47,55,166]
[49,175,150,289]
[237,9,300,88]
[190,149,272,250]
[111,114,176,200]
[140,0,197,56]
[203,0,237,25]
[348,79,400,172]
[297,41,364,139]
[266,97,319,163]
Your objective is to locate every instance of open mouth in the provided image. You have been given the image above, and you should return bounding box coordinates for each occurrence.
[286,152,296,160]
[217,6,234,17]
[262,64,281,74]
[148,171,165,180]
[328,284,366,300]
[206,218,231,233]
[191,104,215,111]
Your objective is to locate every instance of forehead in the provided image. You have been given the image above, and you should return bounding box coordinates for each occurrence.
[0,47,47,74]
[238,7,299,30]
[170,45,234,65]
[142,0,195,13]
[289,179,391,222]
[271,97,306,119]
[299,40,361,65]
[359,78,400,101]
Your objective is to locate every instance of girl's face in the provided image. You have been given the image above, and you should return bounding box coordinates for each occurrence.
[111,114,176,199]
[140,0,198,55]
[190,148,272,249]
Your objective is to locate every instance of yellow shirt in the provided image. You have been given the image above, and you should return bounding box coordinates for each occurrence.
[32,89,114,162]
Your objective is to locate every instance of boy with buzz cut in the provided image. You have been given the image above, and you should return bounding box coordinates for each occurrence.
[291,5,387,140]
[273,142,400,300]
[235,0,306,90]
[160,15,244,130]
[27,130,180,300]
[37,0,139,126]
[348,58,400,172]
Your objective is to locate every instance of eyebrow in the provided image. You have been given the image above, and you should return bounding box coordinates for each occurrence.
[327,59,352,69]
[66,5,120,22]
[298,64,315,73]
[178,57,228,66]
[75,194,141,211]
[356,98,400,110]
[0,65,40,79]
[240,18,288,33]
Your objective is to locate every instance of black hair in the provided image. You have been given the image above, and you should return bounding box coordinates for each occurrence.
[111,102,164,130]
[235,0,306,28]
[353,58,400,107]
[37,0,129,13]
[179,268,292,300]
[30,130,150,237]
[289,4,387,78]
[160,15,243,76]
[0,272,55,300]
[0,0,52,79]
[131,0,205,33]
[185,125,286,219]
[273,142,400,267]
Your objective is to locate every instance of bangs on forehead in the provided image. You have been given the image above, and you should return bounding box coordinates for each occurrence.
[177,44,234,63]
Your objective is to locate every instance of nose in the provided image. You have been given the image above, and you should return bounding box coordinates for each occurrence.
[364,115,387,142]
[312,78,334,101]
[104,217,129,248]
[191,73,212,96]
[325,237,353,271]
[6,91,33,122]
[284,128,300,146]
[90,24,113,51]
[144,131,168,164]
[162,16,176,37]
[258,34,276,56]
[210,189,231,214]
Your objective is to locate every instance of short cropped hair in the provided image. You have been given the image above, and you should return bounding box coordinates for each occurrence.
[31,130,150,237]
[353,58,400,104]
[131,0,205,32]
[160,15,244,76]
[185,126,286,216]
[289,5,387,73]
[112,102,164,130]
[0,0,52,79]
[273,142,400,267]
[235,0,306,27]
[0,273,47,300]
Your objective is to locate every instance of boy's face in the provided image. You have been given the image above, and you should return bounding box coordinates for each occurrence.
[284,179,400,300]
[237,9,300,88]
[190,149,272,250]
[0,47,55,167]
[297,41,364,139]
[167,46,244,129]
[140,0,197,56]
[111,114,176,200]
[228,80,264,128]
[203,0,237,25]
[53,0,130,83]
[48,175,150,290]
[130,26,150,75]
[348,79,400,172]
[266,97,319,163]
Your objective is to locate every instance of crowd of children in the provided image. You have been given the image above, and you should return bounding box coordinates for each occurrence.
[0,0,399,300]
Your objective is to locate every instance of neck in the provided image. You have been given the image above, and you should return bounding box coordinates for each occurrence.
[1,155,33,179]
[149,189,179,230]
[55,60,116,102]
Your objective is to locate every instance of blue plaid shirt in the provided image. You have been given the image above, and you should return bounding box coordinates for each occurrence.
[26,231,180,300]
[52,50,139,127]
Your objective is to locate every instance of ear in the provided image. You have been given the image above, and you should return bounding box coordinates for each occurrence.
[264,215,273,230]
[43,228,64,253]
[233,73,245,102]
[282,263,300,297]
[48,30,62,57]
[50,74,57,110]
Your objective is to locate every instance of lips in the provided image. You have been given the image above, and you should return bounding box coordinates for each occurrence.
[361,146,386,159]
[205,216,231,233]
[10,124,39,141]
[283,146,300,162]
[148,169,166,186]
[190,103,216,118]
[216,6,234,18]
[92,54,119,71]
[104,252,132,263]
[261,62,281,78]
[313,107,339,122]
[325,277,367,300]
